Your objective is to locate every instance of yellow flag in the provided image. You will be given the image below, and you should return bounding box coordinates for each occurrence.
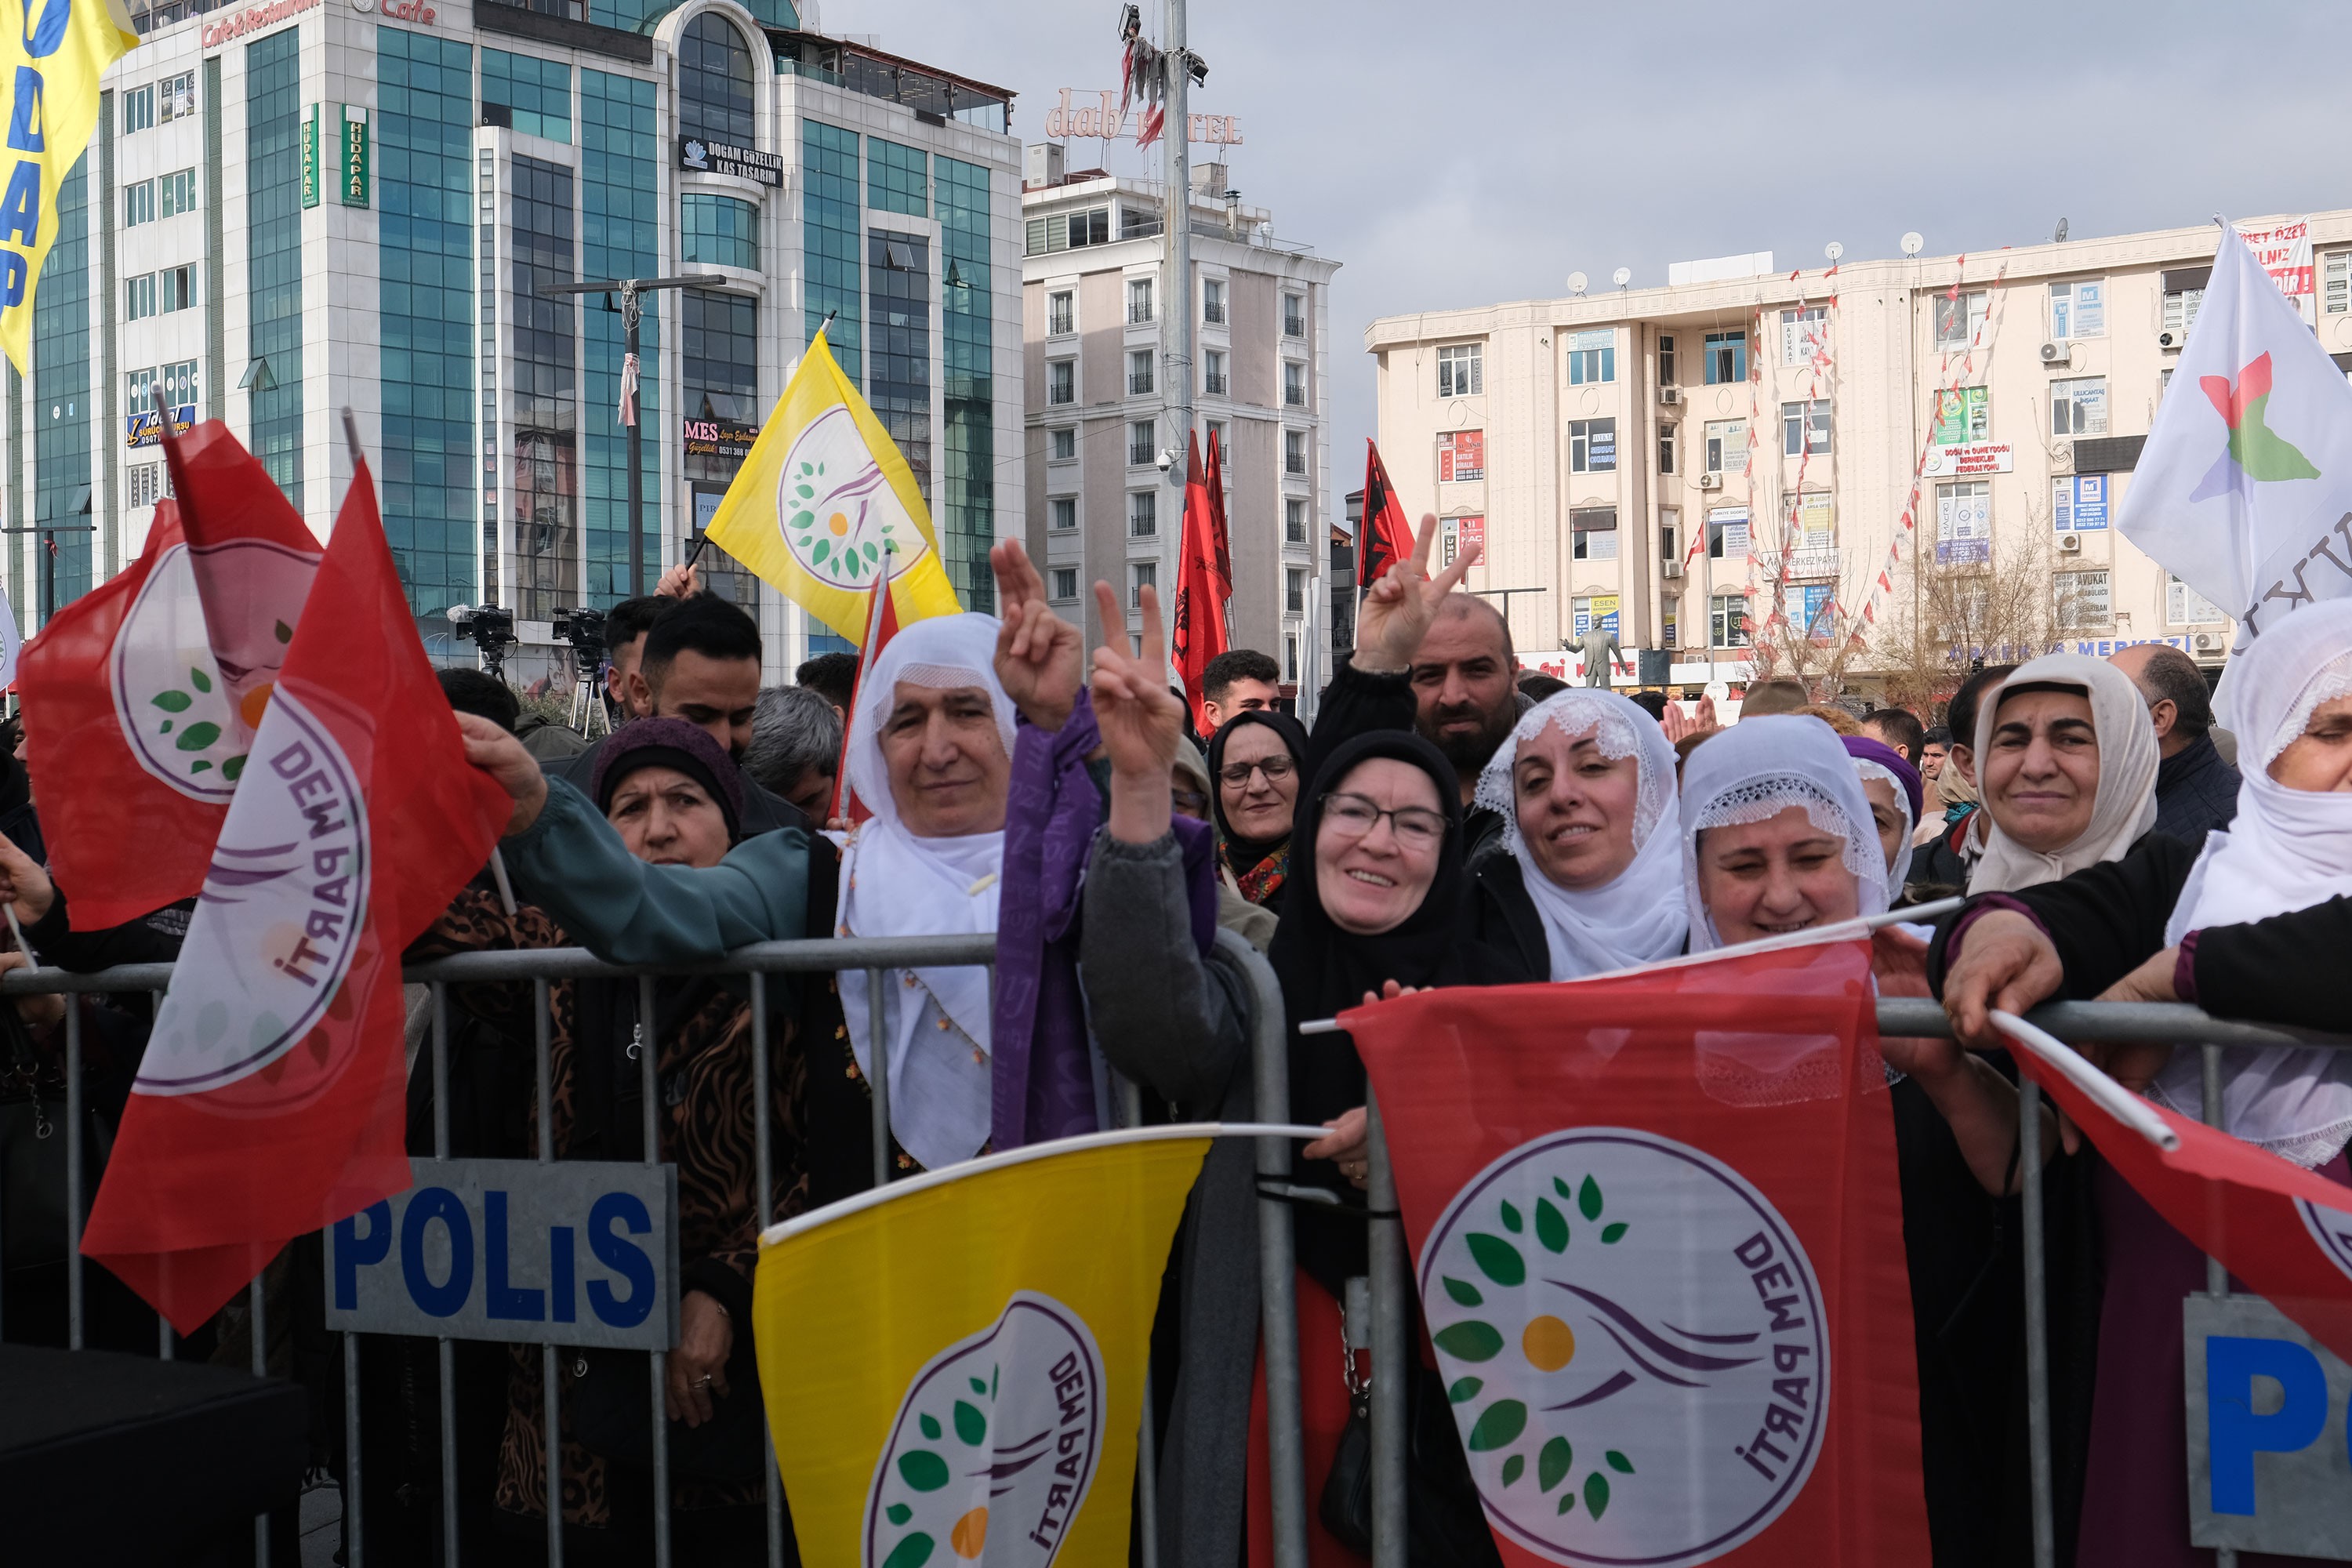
[754,1128,1211,1567]
[0,0,137,374]
[706,328,964,643]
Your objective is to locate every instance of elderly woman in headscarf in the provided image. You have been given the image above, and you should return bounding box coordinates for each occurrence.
[1078,581,1511,1567]
[1465,687,1685,978]
[1963,655,2161,895]
[1207,708,1310,916]
[1935,602,2352,1568]
[1682,715,2067,1564]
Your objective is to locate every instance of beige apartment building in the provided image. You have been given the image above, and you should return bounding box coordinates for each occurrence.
[1366,212,2352,696]
[1021,149,1341,689]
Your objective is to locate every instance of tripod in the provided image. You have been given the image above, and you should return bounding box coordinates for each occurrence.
[571,661,613,739]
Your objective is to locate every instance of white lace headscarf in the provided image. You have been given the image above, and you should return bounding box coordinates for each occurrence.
[1473,689,1686,977]
[1849,756,1917,893]
[1968,655,2159,894]
[1679,716,1889,951]
[2153,601,2352,1166]
[838,612,1014,1171]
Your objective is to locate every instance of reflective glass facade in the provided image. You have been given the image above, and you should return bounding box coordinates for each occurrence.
[582,69,659,607]
[802,118,860,387]
[866,228,929,503]
[34,156,90,613]
[510,155,576,622]
[378,27,475,627]
[247,28,302,507]
[681,289,757,608]
[938,155,992,612]
[481,49,572,143]
[681,192,757,270]
[678,13,755,146]
[867,136,925,218]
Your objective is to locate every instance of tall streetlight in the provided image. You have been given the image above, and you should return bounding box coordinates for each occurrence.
[540,274,725,597]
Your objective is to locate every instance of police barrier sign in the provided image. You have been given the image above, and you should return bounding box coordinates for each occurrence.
[325,1157,679,1350]
[2186,1294,2352,1559]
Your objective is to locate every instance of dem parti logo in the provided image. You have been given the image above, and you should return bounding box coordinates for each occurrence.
[1421,1128,1828,1567]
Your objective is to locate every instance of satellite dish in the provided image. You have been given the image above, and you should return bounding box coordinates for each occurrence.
[2054,218,2068,243]
[1900,231,1925,257]
[1824,241,1844,263]
[1566,271,1588,296]
[1612,267,1632,289]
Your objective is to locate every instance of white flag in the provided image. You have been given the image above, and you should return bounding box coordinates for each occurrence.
[2117,220,2352,666]
[0,583,17,689]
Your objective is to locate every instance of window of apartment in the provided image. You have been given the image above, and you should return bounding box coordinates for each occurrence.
[122,84,154,134]
[158,71,196,122]
[1284,430,1308,475]
[1437,343,1483,397]
[1780,399,1831,456]
[162,359,197,408]
[1568,418,1617,474]
[1657,424,1677,474]
[1047,359,1075,405]
[1127,277,1153,324]
[1566,328,1614,386]
[1283,361,1307,407]
[1702,417,1748,475]
[1048,426,1076,460]
[129,461,165,509]
[1286,497,1308,544]
[1707,506,1749,560]
[1119,205,1160,239]
[2168,574,2226,625]
[159,168,197,218]
[1286,568,1305,614]
[1659,508,1680,562]
[2054,474,2111,532]
[2328,252,2352,316]
[1203,278,1226,325]
[1702,330,1746,385]
[126,365,156,408]
[1283,292,1305,337]
[1203,350,1226,396]
[124,180,154,227]
[1131,560,1157,606]
[1439,429,1483,482]
[2056,569,2112,630]
[1661,597,1679,649]
[1047,289,1074,336]
[1935,481,1991,564]
[1935,290,1989,348]
[1711,593,1750,648]
[2050,376,2108,437]
[1128,420,1155,466]
[1130,490,1157,537]
[1657,332,1677,386]
[1128,349,1155,396]
[1570,506,1618,561]
[1068,208,1109,247]
[1788,492,1834,554]
[1207,419,1229,469]
[1051,567,1080,601]
[1287,634,1300,682]
[2163,285,2204,335]
[1933,386,1990,445]
[125,272,158,320]
[2050,280,2105,339]
[1049,495,1077,530]
[1780,306,1827,366]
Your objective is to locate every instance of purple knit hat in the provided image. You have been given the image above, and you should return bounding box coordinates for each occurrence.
[1842,735,1922,826]
[591,717,746,839]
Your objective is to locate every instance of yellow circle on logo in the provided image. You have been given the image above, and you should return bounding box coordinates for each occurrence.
[1521,1315,1576,1372]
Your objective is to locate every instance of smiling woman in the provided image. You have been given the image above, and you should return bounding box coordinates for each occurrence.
[1676,716,1888,950]
[1967,655,2158,895]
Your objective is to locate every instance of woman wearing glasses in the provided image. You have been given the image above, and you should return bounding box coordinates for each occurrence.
[1207,709,1309,916]
[1080,580,1512,1567]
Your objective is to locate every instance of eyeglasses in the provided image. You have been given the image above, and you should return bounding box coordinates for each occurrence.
[1218,754,1297,788]
[1172,788,1209,815]
[1319,791,1448,850]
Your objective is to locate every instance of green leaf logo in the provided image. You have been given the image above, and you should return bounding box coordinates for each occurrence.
[1466,1233,1524,1287]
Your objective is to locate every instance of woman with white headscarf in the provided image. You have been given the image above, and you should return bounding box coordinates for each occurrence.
[1965,654,2160,895]
[1678,715,1891,949]
[1465,688,1685,980]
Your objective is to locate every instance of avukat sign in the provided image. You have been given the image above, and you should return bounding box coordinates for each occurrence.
[1343,941,1929,1567]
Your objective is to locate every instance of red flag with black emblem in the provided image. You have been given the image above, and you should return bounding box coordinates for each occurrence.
[1359,439,1413,591]
[1340,941,1930,1566]
[1171,434,1228,731]
[80,454,509,1334]
[831,564,905,826]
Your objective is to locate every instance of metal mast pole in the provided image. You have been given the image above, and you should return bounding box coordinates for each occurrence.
[1163,0,1193,554]
[624,281,644,599]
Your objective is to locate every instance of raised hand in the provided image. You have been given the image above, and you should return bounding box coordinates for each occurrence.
[1090,579,1186,844]
[1352,513,1480,674]
[989,539,1083,731]
[656,561,702,600]
[457,713,549,837]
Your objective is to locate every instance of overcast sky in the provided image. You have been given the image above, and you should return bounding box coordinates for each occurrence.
[824,0,2345,521]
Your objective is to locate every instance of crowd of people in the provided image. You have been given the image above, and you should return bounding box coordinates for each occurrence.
[2,511,2347,1568]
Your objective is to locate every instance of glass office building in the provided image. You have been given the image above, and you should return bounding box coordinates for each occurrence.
[17,0,1022,679]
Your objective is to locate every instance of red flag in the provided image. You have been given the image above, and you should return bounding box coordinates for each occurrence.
[1172,434,1229,731]
[831,566,904,826]
[80,456,510,1333]
[19,422,321,930]
[1999,1014,2352,1363]
[1359,439,1413,590]
[1202,422,1234,603]
[1344,941,1930,1566]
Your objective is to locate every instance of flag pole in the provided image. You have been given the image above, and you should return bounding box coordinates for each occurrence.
[825,537,895,825]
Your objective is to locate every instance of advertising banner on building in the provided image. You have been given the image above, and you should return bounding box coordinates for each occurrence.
[1922,442,2013,477]
[340,107,368,207]
[1571,593,1621,639]
[682,416,760,462]
[1439,429,1484,483]
[2055,474,2109,531]
[125,406,198,449]
[1936,485,1991,564]
[2241,218,2316,321]
[299,103,320,209]
[1931,386,1989,447]
[1458,514,1485,554]
[1800,583,1836,641]
[677,136,783,187]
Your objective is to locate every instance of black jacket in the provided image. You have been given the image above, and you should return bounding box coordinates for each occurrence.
[2151,733,2240,854]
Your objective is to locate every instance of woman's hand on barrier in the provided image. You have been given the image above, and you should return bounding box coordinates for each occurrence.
[1090,580,1184,844]
[2070,946,2182,1100]
[0,829,55,926]
[666,1289,733,1427]
[1303,1105,1371,1190]
[991,539,1084,734]
[1942,909,2063,1052]
[0,949,61,1036]
[1352,514,1479,675]
[457,713,550,837]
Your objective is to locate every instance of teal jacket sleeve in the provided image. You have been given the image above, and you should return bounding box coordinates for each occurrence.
[498,776,811,964]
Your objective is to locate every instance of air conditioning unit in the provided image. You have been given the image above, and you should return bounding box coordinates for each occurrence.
[1658,386,1682,406]
[2039,340,2071,366]
[2056,532,2083,554]
[1697,471,1724,491]
[2194,632,2224,654]
[1662,559,1683,579]
[2158,328,2188,350]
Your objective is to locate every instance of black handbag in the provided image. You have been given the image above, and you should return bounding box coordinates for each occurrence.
[568,1305,767,1484]
[0,1010,106,1277]
[1317,1290,1504,1567]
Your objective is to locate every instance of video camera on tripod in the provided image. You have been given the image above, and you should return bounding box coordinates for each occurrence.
[551,605,615,737]
[446,603,517,678]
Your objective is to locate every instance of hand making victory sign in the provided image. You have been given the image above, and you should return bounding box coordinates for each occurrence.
[1091,579,1187,845]
[1352,512,1482,675]
[989,538,1085,734]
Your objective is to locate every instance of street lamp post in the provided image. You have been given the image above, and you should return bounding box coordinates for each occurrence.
[539,274,725,598]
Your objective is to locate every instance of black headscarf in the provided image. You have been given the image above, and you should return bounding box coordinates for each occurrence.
[1207,709,1309,909]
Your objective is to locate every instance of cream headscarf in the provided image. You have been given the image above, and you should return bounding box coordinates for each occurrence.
[2152,601,2352,1166]
[1966,655,2158,894]
[837,613,1014,1172]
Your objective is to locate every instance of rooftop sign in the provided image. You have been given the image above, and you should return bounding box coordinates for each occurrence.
[1041,89,1242,147]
